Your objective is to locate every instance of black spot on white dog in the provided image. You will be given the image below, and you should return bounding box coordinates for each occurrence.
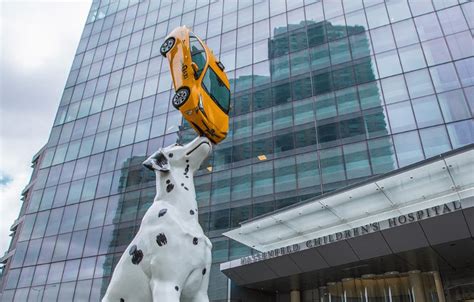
[120,298,125,302]
[129,245,144,265]
[181,183,184,186]
[186,160,189,163]
[184,186,189,191]
[156,233,168,246]
[190,209,195,215]
[186,175,189,178]
[184,164,190,175]
[169,153,173,158]
[202,268,206,275]
[166,183,174,193]
[193,237,198,245]
[158,209,167,217]
[175,286,179,291]
[166,179,170,184]
[129,245,137,255]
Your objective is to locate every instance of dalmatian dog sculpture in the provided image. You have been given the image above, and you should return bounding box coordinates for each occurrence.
[103,136,213,302]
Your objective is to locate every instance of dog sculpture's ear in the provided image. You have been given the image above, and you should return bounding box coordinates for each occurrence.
[143,150,170,172]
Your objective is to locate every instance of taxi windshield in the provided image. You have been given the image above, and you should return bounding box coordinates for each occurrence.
[189,36,206,78]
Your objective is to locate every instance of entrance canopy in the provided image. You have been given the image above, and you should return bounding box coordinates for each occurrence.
[223,146,473,252]
[220,145,474,289]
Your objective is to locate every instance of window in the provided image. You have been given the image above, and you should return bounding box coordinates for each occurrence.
[45,208,64,237]
[447,120,474,148]
[387,101,417,133]
[437,6,468,35]
[370,26,395,54]
[320,147,346,185]
[365,3,389,29]
[429,63,461,93]
[23,239,42,266]
[209,209,229,231]
[446,31,474,61]
[437,89,471,123]
[202,67,231,112]
[344,142,372,179]
[211,170,231,204]
[231,166,251,200]
[394,131,424,167]
[368,137,397,174]
[422,38,451,66]
[274,102,293,130]
[398,44,426,72]
[310,43,330,70]
[412,95,444,128]
[230,205,251,228]
[381,75,408,104]
[336,87,359,115]
[455,57,474,87]
[415,13,443,41]
[420,126,452,158]
[315,92,337,120]
[252,161,273,197]
[405,69,434,99]
[190,36,207,77]
[274,157,296,193]
[392,19,419,48]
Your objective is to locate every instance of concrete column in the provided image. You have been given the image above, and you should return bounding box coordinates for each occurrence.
[290,289,301,302]
[408,270,426,302]
[431,271,446,302]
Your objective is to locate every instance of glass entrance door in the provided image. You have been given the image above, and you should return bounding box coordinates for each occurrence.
[319,271,445,302]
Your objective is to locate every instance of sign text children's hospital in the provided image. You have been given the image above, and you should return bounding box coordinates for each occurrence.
[241,201,461,265]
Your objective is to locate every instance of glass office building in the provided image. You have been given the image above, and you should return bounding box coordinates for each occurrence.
[1,0,473,301]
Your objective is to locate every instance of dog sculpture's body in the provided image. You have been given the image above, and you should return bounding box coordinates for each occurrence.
[103,137,213,302]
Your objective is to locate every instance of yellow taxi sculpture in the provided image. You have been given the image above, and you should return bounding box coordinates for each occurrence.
[160,26,230,144]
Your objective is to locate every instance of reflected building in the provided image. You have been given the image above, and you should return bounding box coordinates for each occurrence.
[1,0,473,301]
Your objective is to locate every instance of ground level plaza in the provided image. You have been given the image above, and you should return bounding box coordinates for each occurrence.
[221,145,474,302]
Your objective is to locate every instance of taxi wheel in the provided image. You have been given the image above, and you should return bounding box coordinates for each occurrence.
[172,87,190,109]
[160,37,175,56]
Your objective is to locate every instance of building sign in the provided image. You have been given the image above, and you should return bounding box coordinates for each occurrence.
[240,201,461,265]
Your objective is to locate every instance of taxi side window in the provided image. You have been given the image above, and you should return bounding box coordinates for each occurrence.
[202,67,230,113]
[190,36,207,77]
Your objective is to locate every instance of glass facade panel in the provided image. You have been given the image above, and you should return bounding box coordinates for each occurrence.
[387,101,416,133]
[437,89,471,122]
[393,131,424,167]
[2,1,473,300]
[420,126,452,158]
[412,95,444,128]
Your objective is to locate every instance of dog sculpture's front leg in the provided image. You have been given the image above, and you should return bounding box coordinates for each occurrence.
[189,275,210,302]
[150,280,181,302]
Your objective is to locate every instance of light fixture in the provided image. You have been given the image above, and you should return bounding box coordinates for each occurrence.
[257,154,267,161]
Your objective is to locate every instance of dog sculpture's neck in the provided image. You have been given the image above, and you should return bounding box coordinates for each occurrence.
[154,167,198,216]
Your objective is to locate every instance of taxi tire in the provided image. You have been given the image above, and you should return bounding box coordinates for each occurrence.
[160,37,175,56]
[172,87,190,109]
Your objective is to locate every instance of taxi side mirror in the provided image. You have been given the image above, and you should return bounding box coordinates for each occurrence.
[191,62,199,79]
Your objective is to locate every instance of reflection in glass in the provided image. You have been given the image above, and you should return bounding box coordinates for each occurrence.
[412,95,443,128]
[420,126,452,158]
[422,38,451,66]
[405,69,434,99]
[447,119,474,149]
[437,89,471,123]
[393,131,424,167]
[387,101,416,133]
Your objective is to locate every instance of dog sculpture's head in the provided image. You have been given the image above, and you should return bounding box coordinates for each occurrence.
[142,136,212,176]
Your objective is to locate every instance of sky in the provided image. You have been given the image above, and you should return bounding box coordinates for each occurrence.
[0,0,91,256]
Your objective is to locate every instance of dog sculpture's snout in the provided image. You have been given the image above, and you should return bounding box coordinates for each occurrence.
[185,136,212,156]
